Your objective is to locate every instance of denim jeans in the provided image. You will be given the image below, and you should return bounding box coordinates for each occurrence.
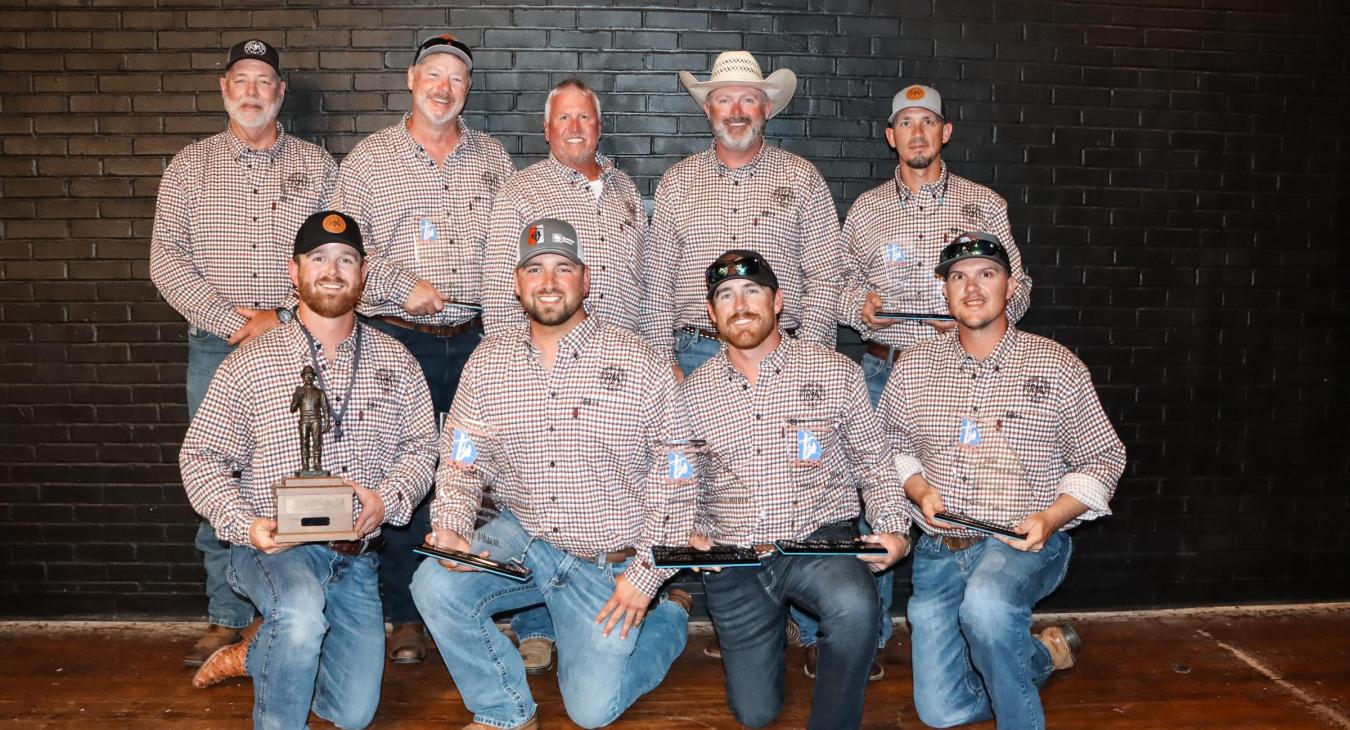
[860,351,893,409]
[364,318,480,625]
[411,510,688,729]
[673,328,723,377]
[702,521,880,730]
[187,327,255,629]
[908,531,1073,730]
[227,544,384,730]
[789,515,895,649]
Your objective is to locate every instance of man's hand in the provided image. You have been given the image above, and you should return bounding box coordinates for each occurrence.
[671,362,685,384]
[688,532,720,573]
[905,474,952,530]
[595,573,649,640]
[402,280,447,316]
[858,532,909,572]
[1004,495,1086,553]
[424,527,486,572]
[860,292,897,330]
[228,308,281,346]
[349,480,385,537]
[926,318,957,334]
[248,518,288,554]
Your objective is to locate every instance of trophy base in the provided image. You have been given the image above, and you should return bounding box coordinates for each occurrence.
[273,475,358,544]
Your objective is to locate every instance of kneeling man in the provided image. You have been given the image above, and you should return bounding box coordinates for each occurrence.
[412,218,694,730]
[182,210,439,729]
[880,232,1126,729]
[684,250,912,730]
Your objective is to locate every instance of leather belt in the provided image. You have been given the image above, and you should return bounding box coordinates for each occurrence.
[330,535,385,556]
[941,535,985,552]
[678,325,720,341]
[864,341,902,365]
[377,314,482,339]
[575,547,637,565]
[752,543,777,557]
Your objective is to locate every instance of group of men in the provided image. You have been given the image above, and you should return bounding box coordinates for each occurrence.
[154,35,1125,730]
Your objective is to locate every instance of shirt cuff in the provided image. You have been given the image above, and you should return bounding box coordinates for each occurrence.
[375,485,409,527]
[1058,473,1113,521]
[893,454,924,487]
[623,559,670,598]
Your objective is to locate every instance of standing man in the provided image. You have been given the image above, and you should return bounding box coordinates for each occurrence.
[482,78,646,335]
[412,219,693,730]
[337,33,514,663]
[150,39,337,667]
[183,211,438,729]
[643,51,845,379]
[685,250,911,730]
[880,233,1125,729]
[839,83,1033,404]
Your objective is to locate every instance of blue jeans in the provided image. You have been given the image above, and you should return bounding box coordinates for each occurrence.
[908,531,1073,730]
[226,544,384,730]
[673,328,723,377]
[364,318,481,625]
[860,351,893,408]
[187,327,255,629]
[790,515,895,649]
[411,510,688,729]
[702,521,879,730]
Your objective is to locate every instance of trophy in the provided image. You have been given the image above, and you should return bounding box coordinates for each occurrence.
[273,365,357,543]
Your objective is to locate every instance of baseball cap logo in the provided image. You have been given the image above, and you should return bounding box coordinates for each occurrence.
[322,214,347,234]
[244,40,267,56]
[527,226,542,246]
[905,86,926,100]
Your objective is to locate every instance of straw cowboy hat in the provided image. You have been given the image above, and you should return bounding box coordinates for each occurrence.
[679,51,796,119]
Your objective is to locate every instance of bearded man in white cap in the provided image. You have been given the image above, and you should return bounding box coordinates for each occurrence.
[641,50,845,382]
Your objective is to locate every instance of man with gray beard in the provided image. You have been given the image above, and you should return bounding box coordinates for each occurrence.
[641,51,845,381]
[151,39,337,667]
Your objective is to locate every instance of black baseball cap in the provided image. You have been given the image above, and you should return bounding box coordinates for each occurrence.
[414,34,474,70]
[934,231,1011,277]
[226,39,281,75]
[705,250,779,300]
[294,211,364,257]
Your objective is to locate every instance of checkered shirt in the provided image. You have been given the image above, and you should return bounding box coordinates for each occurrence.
[150,124,337,339]
[482,153,647,335]
[879,326,1125,538]
[430,316,693,597]
[180,320,439,546]
[641,144,845,359]
[839,164,1032,351]
[682,335,911,546]
[337,115,515,326]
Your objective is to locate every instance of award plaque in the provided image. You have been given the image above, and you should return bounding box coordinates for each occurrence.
[273,365,357,543]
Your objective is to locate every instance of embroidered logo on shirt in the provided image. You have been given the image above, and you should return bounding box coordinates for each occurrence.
[285,172,310,197]
[799,382,824,405]
[450,429,478,465]
[667,452,694,481]
[482,171,502,189]
[1024,376,1051,404]
[958,417,982,448]
[600,365,626,391]
[773,187,795,210]
[962,203,985,227]
[375,368,397,395]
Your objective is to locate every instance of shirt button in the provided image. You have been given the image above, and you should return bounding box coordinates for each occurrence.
[252,217,258,222]
[755,448,762,455]
[252,189,258,194]
[252,273,258,278]
[755,414,762,420]
[599,236,605,242]
[600,265,607,271]
[549,460,555,467]
[598,293,604,299]
[550,391,557,398]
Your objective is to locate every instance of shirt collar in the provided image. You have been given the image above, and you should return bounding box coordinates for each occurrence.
[286,318,362,363]
[954,322,1018,374]
[515,313,601,365]
[717,330,794,386]
[226,122,287,162]
[894,160,949,203]
[547,151,615,186]
[710,139,771,179]
[398,113,475,161]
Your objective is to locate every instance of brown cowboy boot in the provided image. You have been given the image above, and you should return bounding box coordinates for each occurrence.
[192,631,251,688]
[1037,624,1082,671]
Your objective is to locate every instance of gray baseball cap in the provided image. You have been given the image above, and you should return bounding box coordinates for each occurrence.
[518,217,584,266]
[889,84,943,123]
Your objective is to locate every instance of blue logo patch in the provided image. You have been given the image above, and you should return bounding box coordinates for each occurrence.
[667,452,693,480]
[883,243,909,265]
[958,418,981,447]
[450,429,477,465]
[796,430,822,462]
[419,219,439,241]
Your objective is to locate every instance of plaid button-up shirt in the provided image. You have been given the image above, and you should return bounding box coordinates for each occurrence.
[641,143,845,358]
[682,335,911,545]
[879,326,1125,538]
[839,164,1032,352]
[482,154,647,335]
[181,320,438,546]
[337,115,515,326]
[150,124,337,339]
[430,316,693,597]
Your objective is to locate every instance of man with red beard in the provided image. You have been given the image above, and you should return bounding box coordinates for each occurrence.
[150,39,337,666]
[880,233,1124,729]
[337,33,515,662]
[182,210,438,729]
[683,250,911,730]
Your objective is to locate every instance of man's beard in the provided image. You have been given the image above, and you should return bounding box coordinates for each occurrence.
[905,151,935,170]
[712,116,764,153]
[523,289,582,326]
[415,92,463,127]
[300,277,362,318]
[719,311,775,350]
[225,95,281,131]
[553,144,597,173]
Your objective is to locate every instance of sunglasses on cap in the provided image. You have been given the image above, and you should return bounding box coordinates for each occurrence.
[705,252,775,291]
[935,232,1010,276]
[415,35,473,64]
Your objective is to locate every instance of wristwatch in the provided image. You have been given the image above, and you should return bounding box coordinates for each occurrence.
[275,307,294,324]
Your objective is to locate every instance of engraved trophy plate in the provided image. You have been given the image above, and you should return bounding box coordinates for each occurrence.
[274,365,357,543]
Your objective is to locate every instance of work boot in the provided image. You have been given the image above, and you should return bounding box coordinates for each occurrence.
[662,588,694,614]
[518,637,555,674]
[389,622,428,664]
[183,624,243,667]
[1037,624,1082,671]
[803,645,884,681]
[192,632,251,688]
[463,715,538,730]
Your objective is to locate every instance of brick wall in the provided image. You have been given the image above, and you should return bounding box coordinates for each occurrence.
[2,1,1347,618]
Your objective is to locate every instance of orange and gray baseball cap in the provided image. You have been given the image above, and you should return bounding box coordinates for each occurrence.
[518,218,584,266]
[414,34,474,71]
[889,84,943,122]
[294,211,364,256]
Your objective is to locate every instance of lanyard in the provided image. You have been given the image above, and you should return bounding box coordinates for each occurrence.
[295,320,362,440]
[895,170,948,210]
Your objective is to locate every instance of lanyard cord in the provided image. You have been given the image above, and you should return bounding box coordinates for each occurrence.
[295,320,362,440]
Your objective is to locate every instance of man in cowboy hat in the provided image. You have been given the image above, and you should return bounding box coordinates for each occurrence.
[641,50,846,381]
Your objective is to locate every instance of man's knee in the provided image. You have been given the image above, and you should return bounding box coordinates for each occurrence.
[957,582,1024,643]
[410,560,474,621]
[325,701,377,730]
[727,695,783,729]
[914,697,982,729]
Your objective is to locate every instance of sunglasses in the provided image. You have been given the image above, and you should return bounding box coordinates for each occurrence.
[705,254,769,289]
[939,234,1008,267]
[416,35,473,63]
